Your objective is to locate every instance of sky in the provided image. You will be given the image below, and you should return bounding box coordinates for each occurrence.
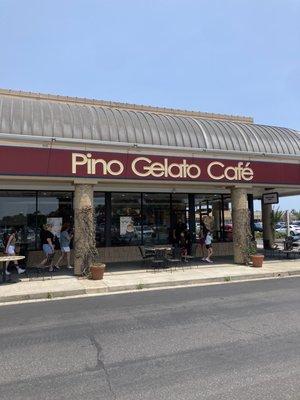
[0,0,299,210]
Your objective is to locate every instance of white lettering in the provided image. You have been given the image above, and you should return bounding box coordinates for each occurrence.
[72,153,88,174]
[131,157,201,179]
[72,152,124,176]
[207,161,254,181]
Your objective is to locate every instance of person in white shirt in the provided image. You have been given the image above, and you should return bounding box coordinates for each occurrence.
[202,230,213,263]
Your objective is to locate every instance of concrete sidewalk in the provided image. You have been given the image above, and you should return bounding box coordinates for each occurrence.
[1,259,300,304]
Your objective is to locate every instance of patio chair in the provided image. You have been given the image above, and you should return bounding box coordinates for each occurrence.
[151,248,169,272]
[165,246,183,271]
[182,243,198,267]
[138,246,155,270]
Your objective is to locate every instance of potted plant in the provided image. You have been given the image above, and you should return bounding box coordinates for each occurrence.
[250,252,264,268]
[90,261,106,280]
[239,215,264,267]
[244,241,264,267]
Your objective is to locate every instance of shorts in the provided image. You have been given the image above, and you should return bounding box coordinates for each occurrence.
[62,246,70,253]
[43,244,54,256]
[7,245,15,255]
[205,244,212,249]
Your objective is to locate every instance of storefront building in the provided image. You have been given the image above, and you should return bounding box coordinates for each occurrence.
[0,89,299,273]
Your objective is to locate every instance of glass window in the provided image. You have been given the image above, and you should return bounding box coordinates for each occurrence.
[172,193,189,228]
[0,191,37,251]
[37,191,73,248]
[195,194,225,242]
[111,193,141,246]
[223,196,232,242]
[142,193,171,245]
[94,193,105,247]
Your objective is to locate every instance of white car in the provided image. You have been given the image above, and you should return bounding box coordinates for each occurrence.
[276,224,300,236]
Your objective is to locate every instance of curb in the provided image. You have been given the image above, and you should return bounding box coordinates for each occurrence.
[0,270,299,304]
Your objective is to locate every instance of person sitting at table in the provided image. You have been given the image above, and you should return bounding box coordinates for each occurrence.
[173,219,185,247]
[179,225,189,261]
[4,228,25,276]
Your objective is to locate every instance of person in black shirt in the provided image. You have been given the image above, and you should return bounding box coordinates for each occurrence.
[38,224,56,271]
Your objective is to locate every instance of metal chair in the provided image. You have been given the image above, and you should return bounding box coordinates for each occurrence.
[166,246,183,271]
[151,248,168,272]
[182,243,198,267]
[138,246,155,270]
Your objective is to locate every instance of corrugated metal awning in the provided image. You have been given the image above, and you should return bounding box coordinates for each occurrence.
[0,90,299,156]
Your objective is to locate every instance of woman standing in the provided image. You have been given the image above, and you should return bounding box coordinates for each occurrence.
[56,223,73,269]
[5,229,25,275]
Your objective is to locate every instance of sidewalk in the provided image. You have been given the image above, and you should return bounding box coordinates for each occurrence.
[1,259,300,304]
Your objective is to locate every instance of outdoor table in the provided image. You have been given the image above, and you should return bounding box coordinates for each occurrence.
[0,255,25,283]
[145,246,172,252]
[144,246,173,270]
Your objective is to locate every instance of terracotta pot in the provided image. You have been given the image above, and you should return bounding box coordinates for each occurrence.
[251,254,264,268]
[90,263,106,280]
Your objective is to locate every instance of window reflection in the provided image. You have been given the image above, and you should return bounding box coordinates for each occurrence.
[0,191,37,250]
[172,193,189,229]
[37,191,73,248]
[111,193,141,245]
[95,193,105,247]
[195,194,224,241]
[142,193,170,245]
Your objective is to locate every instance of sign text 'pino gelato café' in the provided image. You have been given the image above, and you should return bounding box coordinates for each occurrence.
[0,145,299,185]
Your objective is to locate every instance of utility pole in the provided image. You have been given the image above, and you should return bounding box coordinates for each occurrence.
[286,210,290,236]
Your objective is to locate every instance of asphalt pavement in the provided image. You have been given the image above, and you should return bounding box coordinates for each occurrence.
[0,277,299,400]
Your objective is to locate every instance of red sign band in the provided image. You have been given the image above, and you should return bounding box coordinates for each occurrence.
[0,145,299,185]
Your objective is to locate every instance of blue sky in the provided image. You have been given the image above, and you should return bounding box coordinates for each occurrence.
[0,0,299,209]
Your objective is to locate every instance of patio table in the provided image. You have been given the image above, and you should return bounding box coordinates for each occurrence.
[0,255,25,283]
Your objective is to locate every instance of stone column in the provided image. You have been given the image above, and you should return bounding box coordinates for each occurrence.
[74,183,96,275]
[261,202,273,249]
[231,187,250,264]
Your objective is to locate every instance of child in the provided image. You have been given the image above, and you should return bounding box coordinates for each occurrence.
[5,229,25,275]
[203,230,213,263]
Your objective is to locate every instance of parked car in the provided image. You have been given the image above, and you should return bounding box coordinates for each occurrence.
[135,226,154,240]
[291,234,300,246]
[275,224,300,236]
[254,222,263,232]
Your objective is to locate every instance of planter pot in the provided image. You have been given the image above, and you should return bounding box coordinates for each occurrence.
[251,254,264,268]
[90,263,106,280]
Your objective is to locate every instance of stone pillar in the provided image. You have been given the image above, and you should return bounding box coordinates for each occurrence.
[261,202,273,249]
[74,184,96,275]
[231,188,250,264]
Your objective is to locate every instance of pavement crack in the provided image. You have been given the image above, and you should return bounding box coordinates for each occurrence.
[89,334,117,400]
[201,310,265,338]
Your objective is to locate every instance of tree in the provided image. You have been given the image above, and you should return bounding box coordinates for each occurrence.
[271,207,285,241]
[291,209,300,220]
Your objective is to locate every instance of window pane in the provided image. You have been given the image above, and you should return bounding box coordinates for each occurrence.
[195,194,223,242]
[142,193,170,245]
[111,193,141,246]
[95,193,105,247]
[0,191,37,250]
[172,193,189,228]
[37,191,73,247]
[223,196,233,241]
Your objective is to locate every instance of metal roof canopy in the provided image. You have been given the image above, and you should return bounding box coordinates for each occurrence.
[0,89,299,157]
